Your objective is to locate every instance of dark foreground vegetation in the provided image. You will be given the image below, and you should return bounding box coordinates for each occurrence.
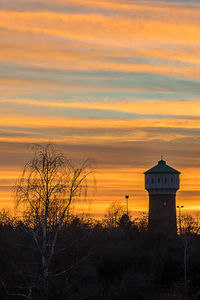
[1,211,200,300]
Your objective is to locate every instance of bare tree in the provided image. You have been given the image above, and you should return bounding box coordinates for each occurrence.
[181,214,200,235]
[14,143,93,299]
[103,201,125,227]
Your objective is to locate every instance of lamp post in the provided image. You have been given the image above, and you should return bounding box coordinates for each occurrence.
[177,205,184,234]
[125,195,129,215]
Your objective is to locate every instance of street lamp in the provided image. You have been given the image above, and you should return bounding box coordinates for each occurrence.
[177,205,184,234]
[125,195,129,215]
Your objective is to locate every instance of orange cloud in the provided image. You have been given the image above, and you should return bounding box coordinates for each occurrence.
[0,11,200,47]
[1,30,200,72]
[2,99,200,117]
[0,8,200,79]
[1,114,200,131]
[6,0,200,21]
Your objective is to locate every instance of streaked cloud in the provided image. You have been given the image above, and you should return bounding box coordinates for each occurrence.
[2,99,200,117]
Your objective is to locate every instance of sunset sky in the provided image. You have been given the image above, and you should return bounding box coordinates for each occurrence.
[1,0,200,217]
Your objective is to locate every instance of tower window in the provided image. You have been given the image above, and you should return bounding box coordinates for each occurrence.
[165,178,167,183]
[171,178,173,183]
[158,178,160,183]
[152,178,154,184]
[163,202,167,207]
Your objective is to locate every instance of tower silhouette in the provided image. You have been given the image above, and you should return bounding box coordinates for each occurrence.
[144,159,180,234]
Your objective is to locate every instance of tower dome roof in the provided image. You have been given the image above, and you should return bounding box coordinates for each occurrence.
[144,159,181,174]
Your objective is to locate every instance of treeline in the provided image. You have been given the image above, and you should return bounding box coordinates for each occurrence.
[1,143,200,300]
[1,211,200,300]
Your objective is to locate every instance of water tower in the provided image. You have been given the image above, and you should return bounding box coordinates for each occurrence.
[144,159,180,234]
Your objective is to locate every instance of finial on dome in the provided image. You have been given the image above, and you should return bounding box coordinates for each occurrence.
[158,153,166,164]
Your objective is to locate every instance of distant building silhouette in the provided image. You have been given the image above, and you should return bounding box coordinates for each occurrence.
[144,159,180,234]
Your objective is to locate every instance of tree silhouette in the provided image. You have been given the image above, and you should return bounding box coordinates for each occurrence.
[14,143,93,299]
[104,200,125,227]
